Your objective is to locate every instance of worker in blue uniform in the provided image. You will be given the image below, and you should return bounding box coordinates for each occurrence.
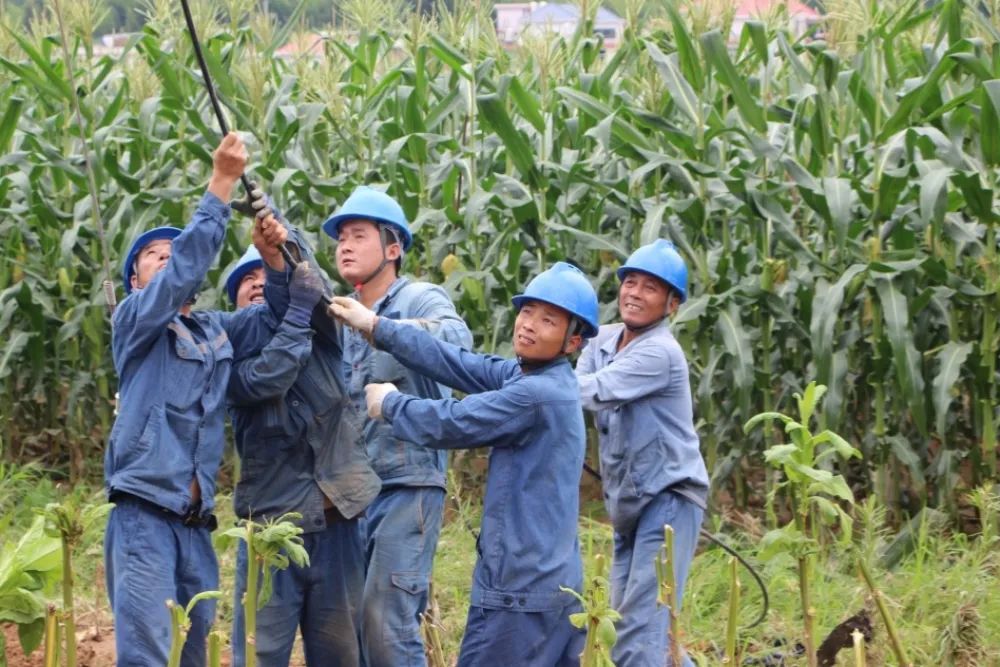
[330,261,599,666]
[321,186,472,667]
[105,132,290,666]
[225,218,381,665]
[576,239,709,667]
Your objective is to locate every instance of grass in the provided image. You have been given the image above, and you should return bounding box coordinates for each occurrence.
[1,460,997,665]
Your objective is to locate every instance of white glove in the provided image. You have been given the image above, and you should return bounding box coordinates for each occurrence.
[365,382,399,420]
[329,296,378,334]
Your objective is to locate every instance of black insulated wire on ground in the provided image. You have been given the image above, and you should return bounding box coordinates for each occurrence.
[581,460,770,629]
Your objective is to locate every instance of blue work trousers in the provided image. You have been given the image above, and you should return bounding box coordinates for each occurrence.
[457,603,585,666]
[231,518,365,667]
[104,497,218,667]
[610,490,704,667]
[361,486,444,667]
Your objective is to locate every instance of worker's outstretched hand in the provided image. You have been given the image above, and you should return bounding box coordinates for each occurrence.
[365,382,398,420]
[207,132,247,202]
[252,213,288,271]
[329,296,377,334]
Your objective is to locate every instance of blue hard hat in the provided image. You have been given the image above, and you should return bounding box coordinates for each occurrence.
[617,239,689,303]
[321,186,413,251]
[225,245,264,305]
[122,226,182,294]
[511,262,599,338]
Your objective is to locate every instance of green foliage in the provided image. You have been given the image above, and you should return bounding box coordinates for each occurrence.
[166,591,223,667]
[563,555,621,667]
[0,0,996,516]
[0,515,62,657]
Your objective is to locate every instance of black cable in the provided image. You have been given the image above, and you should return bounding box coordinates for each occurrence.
[179,0,329,301]
[581,461,769,629]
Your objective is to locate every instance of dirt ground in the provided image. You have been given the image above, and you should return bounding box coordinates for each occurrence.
[3,621,116,667]
[3,618,309,667]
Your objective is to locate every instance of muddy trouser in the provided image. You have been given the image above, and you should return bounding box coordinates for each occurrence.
[456,601,586,666]
[359,486,444,667]
[610,490,704,667]
[231,517,365,667]
[105,496,218,667]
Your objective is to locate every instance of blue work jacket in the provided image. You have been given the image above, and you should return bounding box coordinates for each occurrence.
[342,278,472,489]
[576,323,709,536]
[228,229,381,530]
[375,318,585,612]
[106,193,273,517]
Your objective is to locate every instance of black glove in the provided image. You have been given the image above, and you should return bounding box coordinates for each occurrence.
[287,262,325,327]
[230,182,272,220]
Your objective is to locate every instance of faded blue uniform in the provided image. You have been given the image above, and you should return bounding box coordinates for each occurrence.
[104,193,274,667]
[229,232,381,667]
[341,278,471,667]
[576,322,709,667]
[374,318,586,667]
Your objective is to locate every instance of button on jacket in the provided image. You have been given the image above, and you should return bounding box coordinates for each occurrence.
[343,277,472,489]
[106,193,274,516]
[375,318,585,612]
[576,323,709,535]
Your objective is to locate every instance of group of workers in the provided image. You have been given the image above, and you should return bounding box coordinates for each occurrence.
[104,132,709,667]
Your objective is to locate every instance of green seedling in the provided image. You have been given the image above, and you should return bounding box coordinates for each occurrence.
[563,555,621,667]
[166,591,222,667]
[655,525,682,666]
[724,556,740,665]
[421,581,447,667]
[207,629,224,667]
[0,515,62,661]
[43,604,59,667]
[744,382,861,667]
[36,496,113,667]
[218,513,308,667]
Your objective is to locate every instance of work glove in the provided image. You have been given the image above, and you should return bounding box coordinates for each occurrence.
[230,182,273,221]
[365,382,398,420]
[286,262,324,327]
[329,296,377,334]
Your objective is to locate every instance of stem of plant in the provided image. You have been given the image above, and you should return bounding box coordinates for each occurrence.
[166,601,184,667]
[61,531,77,667]
[208,630,222,667]
[661,525,682,667]
[44,604,60,667]
[725,556,740,664]
[798,554,817,667]
[852,629,867,667]
[245,531,259,667]
[857,554,912,666]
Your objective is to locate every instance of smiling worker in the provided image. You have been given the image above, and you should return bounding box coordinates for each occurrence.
[575,239,709,667]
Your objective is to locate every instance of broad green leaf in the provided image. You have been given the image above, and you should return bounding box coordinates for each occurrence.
[644,41,700,126]
[932,341,972,438]
[699,30,766,133]
[874,277,927,435]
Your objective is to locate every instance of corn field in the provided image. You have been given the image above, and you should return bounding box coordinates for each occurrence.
[0,0,997,518]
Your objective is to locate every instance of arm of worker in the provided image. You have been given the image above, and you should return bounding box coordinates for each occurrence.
[373,381,535,448]
[113,133,246,364]
[331,297,516,394]
[575,337,673,411]
[227,263,323,406]
[401,285,474,349]
[258,222,341,348]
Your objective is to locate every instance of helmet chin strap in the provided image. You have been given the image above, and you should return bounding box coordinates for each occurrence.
[623,316,666,334]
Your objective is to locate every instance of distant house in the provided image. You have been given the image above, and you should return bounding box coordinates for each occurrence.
[495,2,626,50]
[731,0,821,38]
[275,32,328,58]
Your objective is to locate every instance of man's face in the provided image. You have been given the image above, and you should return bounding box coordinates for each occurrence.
[131,238,172,291]
[513,300,582,363]
[335,219,401,285]
[235,267,265,309]
[618,271,676,328]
